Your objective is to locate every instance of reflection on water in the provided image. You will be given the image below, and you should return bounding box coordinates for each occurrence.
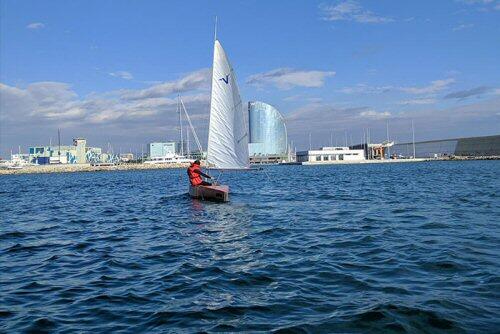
[0,161,499,332]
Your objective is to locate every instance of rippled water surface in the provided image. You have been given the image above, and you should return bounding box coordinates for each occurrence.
[1,161,499,333]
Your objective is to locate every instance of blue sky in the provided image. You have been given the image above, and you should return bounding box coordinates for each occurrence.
[1,0,499,156]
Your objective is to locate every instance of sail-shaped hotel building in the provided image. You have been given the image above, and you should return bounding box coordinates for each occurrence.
[248,101,288,163]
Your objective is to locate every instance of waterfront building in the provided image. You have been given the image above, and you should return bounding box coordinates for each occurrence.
[119,153,134,162]
[248,101,288,164]
[148,141,188,158]
[148,142,177,158]
[351,141,394,160]
[73,138,87,163]
[145,141,193,164]
[390,135,500,158]
[296,147,365,164]
[29,138,106,164]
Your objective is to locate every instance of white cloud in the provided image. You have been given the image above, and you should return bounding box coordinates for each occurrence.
[400,79,455,95]
[459,0,494,4]
[26,22,45,30]
[319,1,393,24]
[337,84,393,94]
[246,68,336,90]
[398,98,437,105]
[457,0,500,10]
[0,76,213,157]
[453,23,474,31]
[109,71,133,80]
[0,70,211,128]
[359,110,391,119]
[444,86,491,99]
[122,68,210,100]
[337,79,456,96]
[284,97,500,150]
[283,95,303,102]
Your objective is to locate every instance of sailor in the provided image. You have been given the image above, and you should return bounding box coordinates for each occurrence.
[187,160,212,186]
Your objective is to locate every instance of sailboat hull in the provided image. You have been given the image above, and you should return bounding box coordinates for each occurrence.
[188,185,229,202]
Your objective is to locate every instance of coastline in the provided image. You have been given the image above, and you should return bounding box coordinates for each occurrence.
[280,155,499,166]
[0,162,191,176]
[1,156,498,176]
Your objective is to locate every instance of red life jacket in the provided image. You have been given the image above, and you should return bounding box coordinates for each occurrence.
[187,163,203,186]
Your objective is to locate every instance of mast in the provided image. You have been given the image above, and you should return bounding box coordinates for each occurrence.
[366,128,370,159]
[206,16,217,162]
[386,121,390,159]
[58,128,61,163]
[214,16,218,41]
[178,95,184,156]
[412,119,416,159]
[364,129,367,159]
[186,125,190,157]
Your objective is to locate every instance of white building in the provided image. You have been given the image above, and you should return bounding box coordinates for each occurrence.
[296,147,365,164]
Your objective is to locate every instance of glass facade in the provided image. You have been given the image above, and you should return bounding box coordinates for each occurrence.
[248,101,287,156]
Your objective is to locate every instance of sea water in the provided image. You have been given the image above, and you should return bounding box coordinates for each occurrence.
[1,161,499,332]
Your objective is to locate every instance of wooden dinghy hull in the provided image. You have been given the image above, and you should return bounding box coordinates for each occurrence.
[188,185,229,202]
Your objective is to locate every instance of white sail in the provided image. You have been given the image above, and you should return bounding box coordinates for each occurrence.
[207,40,249,169]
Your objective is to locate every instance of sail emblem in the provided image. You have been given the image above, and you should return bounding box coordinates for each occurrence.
[219,74,230,84]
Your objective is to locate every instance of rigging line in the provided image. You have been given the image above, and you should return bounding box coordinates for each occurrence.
[180,98,203,153]
[237,133,248,144]
[214,169,224,185]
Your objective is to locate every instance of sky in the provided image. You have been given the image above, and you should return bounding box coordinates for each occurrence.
[1,0,499,157]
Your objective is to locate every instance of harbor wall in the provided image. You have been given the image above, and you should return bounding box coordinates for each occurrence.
[391,135,500,158]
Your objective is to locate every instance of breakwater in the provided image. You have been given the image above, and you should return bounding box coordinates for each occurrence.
[0,162,192,175]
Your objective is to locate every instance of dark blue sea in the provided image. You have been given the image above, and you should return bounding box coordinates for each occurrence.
[1,161,499,333]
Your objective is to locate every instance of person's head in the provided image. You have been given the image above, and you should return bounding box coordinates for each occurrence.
[194,159,201,165]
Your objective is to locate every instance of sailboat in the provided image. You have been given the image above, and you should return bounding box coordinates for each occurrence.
[188,34,249,202]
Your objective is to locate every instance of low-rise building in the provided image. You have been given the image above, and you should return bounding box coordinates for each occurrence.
[29,138,108,164]
[148,141,190,158]
[350,141,394,159]
[119,153,134,162]
[148,142,179,158]
[296,147,365,164]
